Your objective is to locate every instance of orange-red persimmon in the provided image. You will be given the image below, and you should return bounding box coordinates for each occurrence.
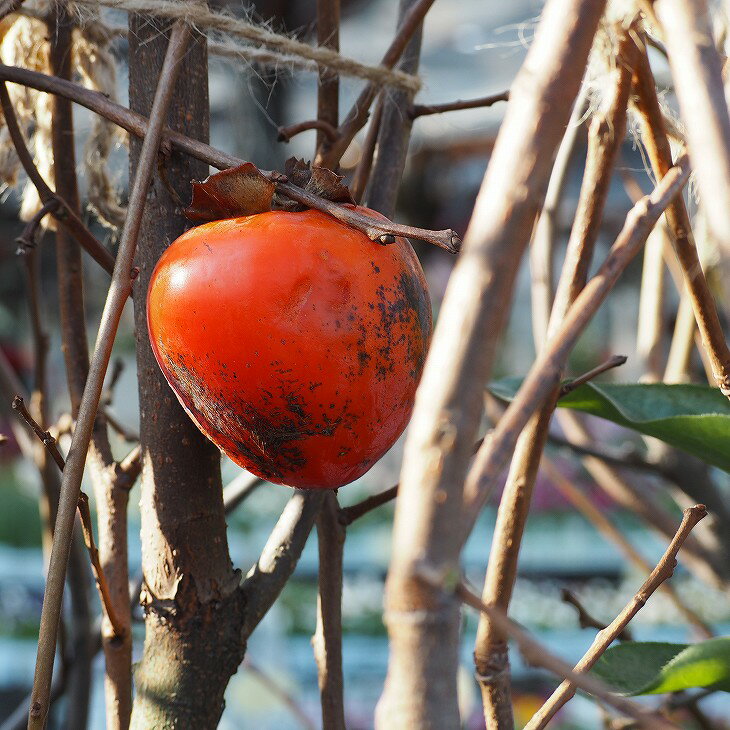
[147,209,432,489]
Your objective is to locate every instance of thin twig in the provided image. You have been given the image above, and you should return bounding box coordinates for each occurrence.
[276,180,461,252]
[543,458,713,639]
[76,493,126,639]
[653,0,730,263]
[549,434,657,473]
[27,22,191,729]
[103,409,139,442]
[461,154,691,536]
[312,491,346,730]
[530,84,590,351]
[633,44,730,396]
[277,119,338,144]
[317,0,436,168]
[15,199,60,253]
[365,0,426,217]
[526,505,707,728]
[223,472,265,515]
[0,82,115,275]
[410,91,509,118]
[636,223,667,382]
[339,484,398,525]
[622,171,715,385]
[4,247,93,728]
[0,64,458,252]
[315,0,339,156]
[664,294,696,383]
[560,355,628,396]
[349,94,383,203]
[556,408,724,588]
[116,445,142,491]
[244,660,317,730]
[561,589,634,641]
[49,2,133,722]
[12,396,127,639]
[12,396,65,472]
[447,580,679,730]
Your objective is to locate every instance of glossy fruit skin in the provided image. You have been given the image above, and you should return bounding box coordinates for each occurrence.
[147,208,432,489]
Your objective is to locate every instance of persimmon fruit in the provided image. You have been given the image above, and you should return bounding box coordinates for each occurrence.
[146,208,432,489]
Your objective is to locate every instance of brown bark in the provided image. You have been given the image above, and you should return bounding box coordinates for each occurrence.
[312,491,346,730]
[127,17,245,729]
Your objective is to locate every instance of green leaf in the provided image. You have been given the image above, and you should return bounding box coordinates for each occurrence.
[592,639,730,695]
[488,379,730,472]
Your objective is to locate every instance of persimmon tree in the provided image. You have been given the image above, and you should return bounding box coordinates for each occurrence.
[1,0,730,729]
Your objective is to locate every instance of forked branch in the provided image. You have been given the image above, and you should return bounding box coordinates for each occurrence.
[526,505,707,728]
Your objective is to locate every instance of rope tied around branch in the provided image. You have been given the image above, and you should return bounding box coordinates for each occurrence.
[71,0,423,93]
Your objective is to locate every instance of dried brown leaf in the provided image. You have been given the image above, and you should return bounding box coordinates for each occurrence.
[185,162,275,221]
[276,158,354,212]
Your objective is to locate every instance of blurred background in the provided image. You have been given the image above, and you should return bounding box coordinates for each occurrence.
[1,0,729,727]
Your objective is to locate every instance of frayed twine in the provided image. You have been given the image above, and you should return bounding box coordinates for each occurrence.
[0,9,125,229]
[71,0,422,93]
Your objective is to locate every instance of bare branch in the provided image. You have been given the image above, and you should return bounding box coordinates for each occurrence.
[365,0,425,217]
[277,119,338,144]
[632,45,730,396]
[349,95,383,203]
[473,31,636,725]
[560,355,628,396]
[543,458,713,639]
[49,3,133,722]
[339,484,398,525]
[277,180,461,251]
[561,589,634,641]
[530,85,590,350]
[12,396,128,641]
[312,492,346,729]
[376,2,607,725]
[12,395,65,470]
[411,91,509,118]
[103,409,139,442]
[76,493,126,639]
[116,445,142,491]
[461,154,690,535]
[317,0,436,168]
[448,580,680,730]
[28,22,191,729]
[654,0,730,264]
[15,199,59,253]
[223,472,265,515]
[527,505,707,728]
[315,0,339,155]
[241,491,325,637]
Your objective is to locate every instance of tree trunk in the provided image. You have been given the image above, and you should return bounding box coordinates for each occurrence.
[128,16,246,728]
